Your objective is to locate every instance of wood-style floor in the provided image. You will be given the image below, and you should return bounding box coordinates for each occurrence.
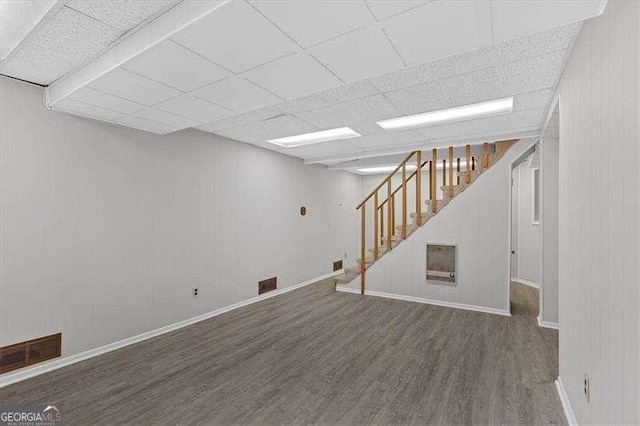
[1,280,564,425]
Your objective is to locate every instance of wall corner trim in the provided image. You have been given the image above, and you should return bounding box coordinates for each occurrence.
[336,286,511,317]
[555,377,578,425]
[537,315,560,330]
[0,270,343,388]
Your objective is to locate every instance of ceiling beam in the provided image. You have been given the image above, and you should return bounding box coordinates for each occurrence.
[305,128,541,166]
[45,0,230,106]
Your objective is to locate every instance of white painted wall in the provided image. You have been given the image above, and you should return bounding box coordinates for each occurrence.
[540,110,559,325]
[513,157,542,286]
[557,0,639,423]
[344,140,531,313]
[0,77,360,362]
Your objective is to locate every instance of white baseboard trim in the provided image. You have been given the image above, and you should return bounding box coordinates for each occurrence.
[0,270,343,388]
[555,377,577,425]
[512,278,541,289]
[336,286,511,317]
[538,315,560,330]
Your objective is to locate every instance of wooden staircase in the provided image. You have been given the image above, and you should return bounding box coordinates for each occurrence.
[335,139,517,293]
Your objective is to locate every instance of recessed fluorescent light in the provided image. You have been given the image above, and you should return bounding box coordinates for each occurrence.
[267,127,361,148]
[356,165,418,175]
[376,97,514,131]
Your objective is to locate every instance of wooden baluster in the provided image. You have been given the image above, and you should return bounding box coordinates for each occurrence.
[380,205,384,248]
[442,159,446,198]
[482,142,489,169]
[465,144,471,184]
[402,163,407,239]
[391,194,395,236]
[373,192,379,260]
[456,157,461,185]
[448,146,454,198]
[360,206,365,295]
[387,179,393,250]
[415,151,422,226]
[431,148,437,213]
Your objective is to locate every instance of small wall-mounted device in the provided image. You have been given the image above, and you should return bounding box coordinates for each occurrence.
[426,244,457,286]
[300,206,306,216]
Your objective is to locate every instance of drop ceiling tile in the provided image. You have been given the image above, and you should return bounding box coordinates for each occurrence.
[312,27,405,83]
[491,0,604,42]
[382,1,485,66]
[136,108,199,130]
[352,129,425,149]
[294,94,401,128]
[66,0,178,31]
[350,122,385,136]
[249,1,375,48]
[384,50,567,115]
[156,95,234,123]
[213,114,316,143]
[117,116,178,134]
[0,6,119,85]
[196,106,284,133]
[192,77,283,113]
[277,80,380,114]
[365,1,430,21]
[513,89,553,112]
[68,87,145,114]
[171,1,298,73]
[122,40,230,91]
[244,53,342,100]
[369,24,579,92]
[54,98,125,122]
[88,68,181,105]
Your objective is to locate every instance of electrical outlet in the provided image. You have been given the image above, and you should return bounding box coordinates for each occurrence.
[192,287,199,299]
[584,374,590,402]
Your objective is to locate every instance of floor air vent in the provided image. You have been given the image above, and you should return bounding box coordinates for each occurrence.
[0,333,61,374]
[333,260,343,271]
[258,277,277,295]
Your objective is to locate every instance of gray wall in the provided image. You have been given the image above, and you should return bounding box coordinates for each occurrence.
[0,77,360,362]
[558,0,639,423]
[513,157,542,286]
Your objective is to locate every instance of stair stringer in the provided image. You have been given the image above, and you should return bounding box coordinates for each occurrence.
[339,139,531,313]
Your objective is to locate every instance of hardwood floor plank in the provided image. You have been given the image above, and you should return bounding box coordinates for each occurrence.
[0,280,565,425]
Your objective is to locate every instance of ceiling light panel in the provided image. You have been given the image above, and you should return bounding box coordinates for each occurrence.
[356,164,418,175]
[378,97,514,131]
[88,68,181,106]
[244,53,342,100]
[382,1,485,66]
[192,77,283,113]
[156,95,233,123]
[171,1,297,73]
[364,1,430,21]
[249,0,375,48]
[68,87,145,115]
[311,27,405,83]
[267,127,361,148]
[122,40,230,91]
